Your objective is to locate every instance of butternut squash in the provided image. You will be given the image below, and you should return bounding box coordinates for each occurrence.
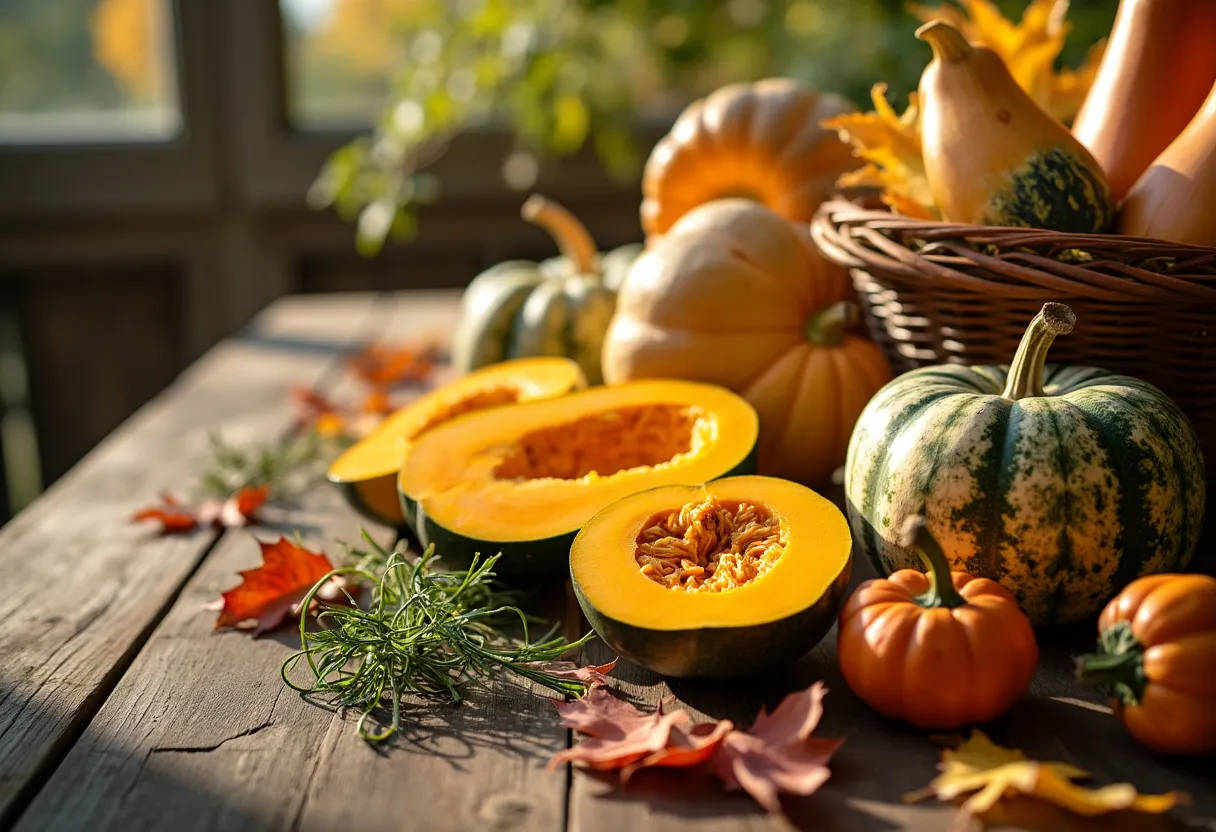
[1072,0,1216,201]
[916,21,1115,233]
[1119,79,1216,246]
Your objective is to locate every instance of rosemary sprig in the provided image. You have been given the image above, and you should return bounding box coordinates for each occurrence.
[282,538,594,743]
[195,432,331,500]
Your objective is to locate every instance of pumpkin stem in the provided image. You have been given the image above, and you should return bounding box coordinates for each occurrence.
[805,301,859,347]
[1076,622,1147,705]
[900,516,966,609]
[916,20,974,62]
[521,194,600,276]
[1001,302,1076,401]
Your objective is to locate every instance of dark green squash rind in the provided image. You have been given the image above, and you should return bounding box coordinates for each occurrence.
[401,442,759,584]
[983,146,1115,233]
[330,474,406,529]
[573,555,851,679]
[844,362,1206,626]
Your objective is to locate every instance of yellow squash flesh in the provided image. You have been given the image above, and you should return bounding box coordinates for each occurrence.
[327,356,586,526]
[571,475,852,677]
[398,380,759,580]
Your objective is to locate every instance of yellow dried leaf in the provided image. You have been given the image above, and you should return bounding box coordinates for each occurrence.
[821,84,938,219]
[906,730,1186,824]
[909,0,1105,123]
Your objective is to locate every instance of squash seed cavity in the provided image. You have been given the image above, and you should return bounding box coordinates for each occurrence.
[635,496,785,593]
[414,387,521,437]
[494,404,705,481]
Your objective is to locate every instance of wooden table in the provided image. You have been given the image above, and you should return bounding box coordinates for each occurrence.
[1,290,1212,832]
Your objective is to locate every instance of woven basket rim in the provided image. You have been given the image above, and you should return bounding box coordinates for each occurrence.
[812,197,1216,304]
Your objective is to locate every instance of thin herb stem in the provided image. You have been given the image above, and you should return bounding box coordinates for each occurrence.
[282,542,594,743]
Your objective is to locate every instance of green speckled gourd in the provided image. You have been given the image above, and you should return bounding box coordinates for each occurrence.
[451,195,641,384]
[916,21,1115,232]
[844,303,1205,626]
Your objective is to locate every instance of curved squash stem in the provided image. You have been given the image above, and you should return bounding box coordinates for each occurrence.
[1001,302,1076,401]
[521,194,600,276]
[805,300,859,347]
[1076,620,1147,704]
[900,516,966,609]
[916,20,974,62]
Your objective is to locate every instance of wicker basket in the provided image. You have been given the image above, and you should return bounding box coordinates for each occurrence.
[812,197,1216,544]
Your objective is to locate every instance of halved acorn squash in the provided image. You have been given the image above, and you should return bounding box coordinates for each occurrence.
[571,475,851,678]
[398,380,759,581]
[328,356,585,526]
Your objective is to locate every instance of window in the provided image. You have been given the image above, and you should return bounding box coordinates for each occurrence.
[0,0,180,143]
[280,0,398,129]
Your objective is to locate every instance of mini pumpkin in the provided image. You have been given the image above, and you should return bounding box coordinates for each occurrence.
[451,195,641,384]
[837,517,1038,730]
[639,78,857,238]
[602,199,891,487]
[1077,573,1216,755]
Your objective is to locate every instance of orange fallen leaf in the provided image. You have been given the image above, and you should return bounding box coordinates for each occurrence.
[905,730,1186,828]
[360,388,395,415]
[132,493,199,533]
[214,537,347,635]
[526,657,619,689]
[623,718,735,780]
[712,681,844,814]
[291,385,342,432]
[133,486,269,534]
[347,342,439,388]
[549,687,691,771]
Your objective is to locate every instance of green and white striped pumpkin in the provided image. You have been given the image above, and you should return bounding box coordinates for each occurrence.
[845,303,1205,626]
[451,195,641,385]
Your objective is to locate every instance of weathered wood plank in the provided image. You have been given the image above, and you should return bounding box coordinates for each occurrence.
[16,291,569,832]
[0,291,396,826]
[569,539,1216,831]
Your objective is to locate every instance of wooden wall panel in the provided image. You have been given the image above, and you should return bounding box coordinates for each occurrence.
[15,264,185,483]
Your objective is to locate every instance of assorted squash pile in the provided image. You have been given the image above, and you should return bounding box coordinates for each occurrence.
[326,0,1216,758]
[827,0,1216,245]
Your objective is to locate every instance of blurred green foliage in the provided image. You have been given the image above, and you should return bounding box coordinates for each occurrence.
[302,0,1118,254]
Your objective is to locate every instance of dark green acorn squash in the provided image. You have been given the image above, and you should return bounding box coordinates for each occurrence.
[845,302,1206,626]
[451,195,641,384]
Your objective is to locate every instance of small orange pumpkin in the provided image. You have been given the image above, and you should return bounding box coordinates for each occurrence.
[639,78,857,238]
[601,199,891,487]
[1077,573,1216,755]
[837,517,1038,730]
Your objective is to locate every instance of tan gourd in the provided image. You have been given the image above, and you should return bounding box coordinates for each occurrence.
[1119,79,1216,246]
[1072,0,1216,201]
[916,21,1115,233]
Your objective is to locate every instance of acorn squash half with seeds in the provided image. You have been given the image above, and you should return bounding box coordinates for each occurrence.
[328,357,585,526]
[397,380,759,581]
[571,475,852,678]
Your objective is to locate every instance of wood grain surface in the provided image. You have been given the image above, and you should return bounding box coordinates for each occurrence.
[4,290,1214,832]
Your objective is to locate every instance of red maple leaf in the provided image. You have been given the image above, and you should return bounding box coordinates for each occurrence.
[347,342,438,387]
[549,684,734,776]
[133,486,269,534]
[712,681,844,813]
[525,658,618,689]
[132,493,199,533]
[623,719,735,780]
[214,538,342,635]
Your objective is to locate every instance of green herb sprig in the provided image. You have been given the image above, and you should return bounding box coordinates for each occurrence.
[196,432,331,501]
[282,535,593,743]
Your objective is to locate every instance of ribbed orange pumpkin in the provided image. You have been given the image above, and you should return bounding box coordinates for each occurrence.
[639,78,856,239]
[602,199,891,487]
[1077,573,1216,755]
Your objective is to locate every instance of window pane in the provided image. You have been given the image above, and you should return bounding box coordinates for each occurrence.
[0,0,180,143]
[281,0,399,129]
